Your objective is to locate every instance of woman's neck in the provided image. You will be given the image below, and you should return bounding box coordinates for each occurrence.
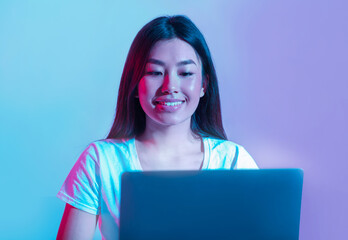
[135,118,204,170]
[136,119,200,148]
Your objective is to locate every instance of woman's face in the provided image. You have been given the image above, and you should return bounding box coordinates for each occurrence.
[137,38,205,128]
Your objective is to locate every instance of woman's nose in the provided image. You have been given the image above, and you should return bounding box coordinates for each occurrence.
[161,72,179,94]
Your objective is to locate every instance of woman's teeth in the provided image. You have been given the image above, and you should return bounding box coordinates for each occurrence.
[157,101,183,106]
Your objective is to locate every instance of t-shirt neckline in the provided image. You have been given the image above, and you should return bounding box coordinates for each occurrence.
[131,137,209,171]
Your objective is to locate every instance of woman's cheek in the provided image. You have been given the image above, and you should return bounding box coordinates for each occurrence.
[138,79,151,97]
[185,78,202,92]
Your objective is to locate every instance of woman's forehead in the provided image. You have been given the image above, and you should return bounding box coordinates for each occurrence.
[147,38,202,66]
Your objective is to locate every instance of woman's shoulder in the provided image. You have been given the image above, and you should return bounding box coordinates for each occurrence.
[92,138,134,148]
[203,137,240,150]
[82,138,136,158]
[78,138,138,170]
[203,137,258,169]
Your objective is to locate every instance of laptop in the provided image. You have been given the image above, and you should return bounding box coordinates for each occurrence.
[119,169,303,240]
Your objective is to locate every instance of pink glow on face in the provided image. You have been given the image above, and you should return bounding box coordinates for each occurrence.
[137,38,205,127]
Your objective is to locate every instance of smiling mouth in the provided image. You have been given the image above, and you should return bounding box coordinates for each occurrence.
[156,101,184,106]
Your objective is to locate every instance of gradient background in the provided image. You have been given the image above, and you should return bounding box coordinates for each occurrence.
[0,0,347,239]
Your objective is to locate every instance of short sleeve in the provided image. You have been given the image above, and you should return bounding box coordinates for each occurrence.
[231,145,259,169]
[57,143,101,215]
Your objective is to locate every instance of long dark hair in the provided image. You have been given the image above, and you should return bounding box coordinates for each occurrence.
[107,15,227,140]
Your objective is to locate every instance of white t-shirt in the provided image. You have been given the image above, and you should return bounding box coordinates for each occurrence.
[57,137,258,240]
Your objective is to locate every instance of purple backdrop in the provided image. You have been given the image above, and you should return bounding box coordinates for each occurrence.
[0,1,346,239]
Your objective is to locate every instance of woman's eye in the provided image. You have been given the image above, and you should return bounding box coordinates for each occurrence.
[145,71,163,76]
[180,72,193,77]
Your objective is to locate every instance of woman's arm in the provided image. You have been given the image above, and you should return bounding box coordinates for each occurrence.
[57,203,99,240]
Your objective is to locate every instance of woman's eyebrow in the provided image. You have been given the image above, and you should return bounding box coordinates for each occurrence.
[176,59,196,66]
[146,58,197,66]
[147,58,165,66]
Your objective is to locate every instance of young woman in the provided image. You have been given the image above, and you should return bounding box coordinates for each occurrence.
[57,15,258,240]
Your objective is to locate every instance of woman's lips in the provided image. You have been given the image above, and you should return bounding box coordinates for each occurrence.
[154,99,185,112]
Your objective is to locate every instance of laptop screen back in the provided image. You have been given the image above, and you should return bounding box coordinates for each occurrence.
[119,169,303,240]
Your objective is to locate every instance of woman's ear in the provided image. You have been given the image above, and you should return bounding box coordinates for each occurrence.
[200,87,205,97]
[200,75,209,97]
